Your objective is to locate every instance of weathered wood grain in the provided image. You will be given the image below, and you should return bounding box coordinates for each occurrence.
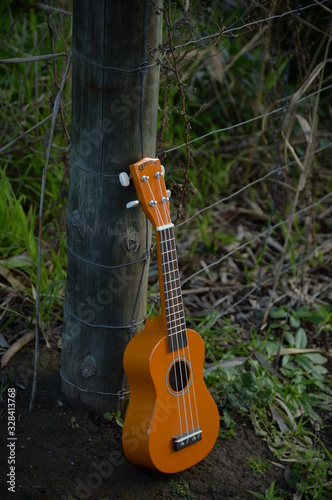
[61,0,162,410]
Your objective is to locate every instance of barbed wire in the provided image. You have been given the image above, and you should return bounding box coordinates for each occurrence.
[163,81,332,155]
[180,191,332,288]
[218,238,332,319]
[174,0,327,50]
[175,141,332,229]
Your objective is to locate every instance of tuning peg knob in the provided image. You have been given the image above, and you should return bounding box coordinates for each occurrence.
[166,189,171,198]
[119,172,130,187]
[126,200,140,209]
[161,165,165,176]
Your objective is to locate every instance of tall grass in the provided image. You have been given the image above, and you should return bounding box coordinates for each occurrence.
[0,1,71,332]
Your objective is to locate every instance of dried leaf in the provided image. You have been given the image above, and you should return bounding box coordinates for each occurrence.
[253,351,284,380]
[0,265,23,289]
[283,62,326,131]
[295,114,311,142]
[204,356,250,373]
[204,45,225,84]
[275,397,296,429]
[271,347,323,356]
[270,404,290,432]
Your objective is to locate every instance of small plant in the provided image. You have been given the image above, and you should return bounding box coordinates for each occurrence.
[219,410,237,439]
[103,410,124,427]
[69,416,79,429]
[170,479,191,498]
[247,456,269,476]
[249,481,285,499]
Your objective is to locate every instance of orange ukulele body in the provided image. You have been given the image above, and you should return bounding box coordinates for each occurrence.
[122,158,219,473]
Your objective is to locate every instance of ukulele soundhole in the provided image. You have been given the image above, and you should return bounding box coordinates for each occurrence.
[166,358,192,396]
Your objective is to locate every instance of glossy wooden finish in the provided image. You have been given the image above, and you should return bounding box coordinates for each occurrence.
[123,315,220,473]
[122,157,219,472]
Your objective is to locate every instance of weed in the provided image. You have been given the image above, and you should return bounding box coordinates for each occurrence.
[69,416,79,430]
[204,302,331,497]
[103,410,124,428]
[249,481,285,499]
[170,479,191,498]
[219,410,237,439]
[247,456,269,476]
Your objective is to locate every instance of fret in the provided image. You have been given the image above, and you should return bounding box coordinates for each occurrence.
[163,278,181,287]
[166,310,185,321]
[167,329,187,337]
[165,298,185,310]
[161,244,175,255]
[167,320,187,331]
[161,258,178,265]
[157,226,188,352]
[164,294,182,303]
[165,304,184,314]
[164,297,183,306]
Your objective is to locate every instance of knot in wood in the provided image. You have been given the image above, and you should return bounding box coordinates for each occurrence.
[80,355,97,379]
[126,227,140,253]
[69,209,80,227]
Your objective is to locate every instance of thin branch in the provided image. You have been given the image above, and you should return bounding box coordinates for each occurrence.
[164,0,193,220]
[0,52,69,63]
[29,53,72,412]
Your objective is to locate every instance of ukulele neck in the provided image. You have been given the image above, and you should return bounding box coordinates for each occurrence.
[157,223,188,353]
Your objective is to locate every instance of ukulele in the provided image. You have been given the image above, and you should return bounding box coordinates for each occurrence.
[122,157,219,473]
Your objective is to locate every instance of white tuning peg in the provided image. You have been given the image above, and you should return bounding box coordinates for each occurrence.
[126,200,140,209]
[119,172,130,187]
[161,165,165,176]
[166,189,171,198]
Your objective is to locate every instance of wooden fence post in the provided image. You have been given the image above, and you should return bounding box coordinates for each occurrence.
[61,0,162,411]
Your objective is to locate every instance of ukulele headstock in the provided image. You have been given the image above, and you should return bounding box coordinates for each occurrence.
[129,157,172,230]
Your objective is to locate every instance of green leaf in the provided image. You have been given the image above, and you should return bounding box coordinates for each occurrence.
[115,416,124,427]
[311,364,328,376]
[284,330,295,347]
[303,353,328,365]
[269,307,288,319]
[269,322,282,329]
[295,308,326,323]
[281,354,298,371]
[295,328,307,348]
[289,315,300,328]
[296,354,314,372]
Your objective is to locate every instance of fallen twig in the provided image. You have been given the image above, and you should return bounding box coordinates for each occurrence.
[1,330,35,369]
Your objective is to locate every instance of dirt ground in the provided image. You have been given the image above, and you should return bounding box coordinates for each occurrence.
[0,343,295,500]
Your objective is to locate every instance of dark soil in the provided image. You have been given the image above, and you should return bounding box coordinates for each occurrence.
[0,344,293,500]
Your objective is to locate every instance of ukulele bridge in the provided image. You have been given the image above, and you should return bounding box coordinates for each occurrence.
[173,428,202,452]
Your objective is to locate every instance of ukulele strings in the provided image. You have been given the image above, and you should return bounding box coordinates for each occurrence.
[145,175,189,435]
[145,175,185,436]
[154,172,199,437]
[156,172,200,435]
[164,225,192,434]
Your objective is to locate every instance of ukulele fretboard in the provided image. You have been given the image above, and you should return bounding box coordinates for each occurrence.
[158,225,188,353]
